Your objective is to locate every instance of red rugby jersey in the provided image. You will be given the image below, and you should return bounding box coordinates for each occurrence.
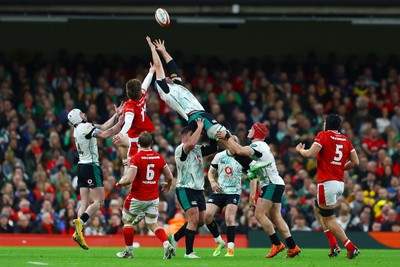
[314,131,355,183]
[123,89,155,138]
[129,149,167,200]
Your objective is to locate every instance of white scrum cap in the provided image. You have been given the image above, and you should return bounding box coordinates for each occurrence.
[68,108,83,125]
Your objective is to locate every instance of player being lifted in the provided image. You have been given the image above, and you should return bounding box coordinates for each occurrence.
[112,65,156,175]
[68,106,124,250]
[296,114,360,259]
[145,36,228,140]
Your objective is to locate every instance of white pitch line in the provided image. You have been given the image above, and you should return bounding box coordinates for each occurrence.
[26,262,49,266]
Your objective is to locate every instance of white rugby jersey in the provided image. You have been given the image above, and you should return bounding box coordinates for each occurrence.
[211,151,242,195]
[249,141,284,186]
[175,143,205,190]
[161,83,204,115]
[73,122,99,164]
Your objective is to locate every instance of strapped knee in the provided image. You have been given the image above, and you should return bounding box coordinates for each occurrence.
[319,207,334,217]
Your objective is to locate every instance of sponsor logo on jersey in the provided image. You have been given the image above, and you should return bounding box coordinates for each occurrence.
[330,136,346,141]
[225,166,233,175]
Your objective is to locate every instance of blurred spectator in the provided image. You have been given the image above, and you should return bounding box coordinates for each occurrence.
[106,212,123,234]
[291,214,312,231]
[381,209,400,231]
[35,211,61,234]
[362,128,387,160]
[0,213,14,233]
[84,215,106,236]
[14,214,34,233]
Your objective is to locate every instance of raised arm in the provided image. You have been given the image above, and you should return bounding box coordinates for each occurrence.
[216,132,253,156]
[153,39,173,63]
[146,36,165,80]
[94,113,125,139]
[183,118,204,154]
[95,101,123,131]
[141,62,155,91]
[153,39,182,82]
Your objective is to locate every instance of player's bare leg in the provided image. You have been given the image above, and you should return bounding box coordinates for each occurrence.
[319,204,359,259]
[73,187,105,250]
[313,204,340,257]
[114,134,130,174]
[255,198,285,258]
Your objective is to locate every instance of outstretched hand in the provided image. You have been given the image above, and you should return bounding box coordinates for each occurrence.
[153,39,166,52]
[195,118,204,129]
[149,62,155,73]
[146,36,155,49]
[114,101,124,116]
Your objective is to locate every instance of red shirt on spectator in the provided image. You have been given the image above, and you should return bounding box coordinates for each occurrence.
[362,138,387,156]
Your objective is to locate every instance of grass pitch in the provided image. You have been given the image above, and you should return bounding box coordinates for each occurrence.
[0,247,397,267]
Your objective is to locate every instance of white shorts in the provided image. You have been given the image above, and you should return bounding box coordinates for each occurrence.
[122,197,159,222]
[317,180,344,206]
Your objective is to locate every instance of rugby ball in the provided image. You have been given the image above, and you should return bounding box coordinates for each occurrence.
[155,8,170,27]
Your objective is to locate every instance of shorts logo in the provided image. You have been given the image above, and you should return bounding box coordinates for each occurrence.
[225,166,232,175]
[208,199,214,202]
[87,179,93,186]
[233,199,237,203]
[191,201,197,205]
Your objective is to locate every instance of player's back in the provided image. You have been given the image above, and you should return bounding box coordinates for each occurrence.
[315,130,354,183]
[124,91,155,137]
[73,122,99,164]
[168,82,204,114]
[129,149,166,200]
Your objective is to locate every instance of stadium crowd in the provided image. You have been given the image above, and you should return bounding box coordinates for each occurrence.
[0,50,400,235]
